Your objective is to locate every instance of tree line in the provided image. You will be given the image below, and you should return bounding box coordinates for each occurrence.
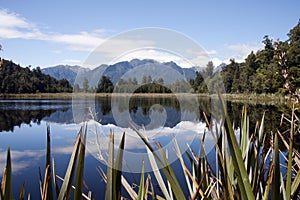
[0,59,72,93]
[190,20,300,101]
[1,20,298,98]
[75,75,193,94]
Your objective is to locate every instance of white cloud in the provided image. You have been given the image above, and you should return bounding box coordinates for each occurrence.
[208,43,263,67]
[0,8,264,68]
[0,9,105,52]
[186,49,217,56]
[0,9,31,29]
[0,149,44,174]
[224,43,263,63]
[49,32,105,51]
[210,57,227,66]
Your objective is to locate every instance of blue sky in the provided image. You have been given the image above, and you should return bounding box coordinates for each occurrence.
[0,0,299,68]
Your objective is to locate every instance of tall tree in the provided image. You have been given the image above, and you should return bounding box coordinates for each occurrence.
[222,59,238,93]
[97,76,114,93]
[281,19,300,101]
[82,77,89,92]
[205,61,214,78]
[240,52,259,92]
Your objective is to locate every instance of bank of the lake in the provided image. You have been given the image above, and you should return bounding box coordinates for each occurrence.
[0,92,292,102]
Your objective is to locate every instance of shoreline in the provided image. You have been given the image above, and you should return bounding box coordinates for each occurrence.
[0,92,290,101]
[0,92,209,99]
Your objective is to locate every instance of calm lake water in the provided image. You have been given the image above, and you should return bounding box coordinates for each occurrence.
[0,96,292,199]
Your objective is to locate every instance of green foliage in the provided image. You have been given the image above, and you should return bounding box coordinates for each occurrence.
[189,20,300,100]
[39,124,89,200]
[96,76,114,93]
[134,83,172,93]
[82,77,89,93]
[0,60,72,94]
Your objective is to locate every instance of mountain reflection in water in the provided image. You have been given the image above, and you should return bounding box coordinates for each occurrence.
[0,97,292,136]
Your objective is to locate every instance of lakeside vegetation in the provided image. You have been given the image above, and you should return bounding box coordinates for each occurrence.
[0,59,72,94]
[0,19,299,104]
[70,20,299,104]
[190,20,300,102]
[1,95,299,199]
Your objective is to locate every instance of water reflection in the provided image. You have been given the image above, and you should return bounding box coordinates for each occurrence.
[0,100,72,132]
[0,97,292,135]
[0,97,296,199]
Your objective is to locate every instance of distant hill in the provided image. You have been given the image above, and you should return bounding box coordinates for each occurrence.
[0,59,72,93]
[42,65,90,86]
[74,59,198,87]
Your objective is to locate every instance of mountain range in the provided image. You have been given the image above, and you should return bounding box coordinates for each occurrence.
[42,59,204,86]
[42,65,88,86]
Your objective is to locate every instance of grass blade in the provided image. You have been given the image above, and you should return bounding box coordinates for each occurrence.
[131,123,185,199]
[291,167,300,195]
[52,159,60,198]
[41,165,50,200]
[174,139,193,197]
[137,159,145,200]
[285,104,294,199]
[105,130,114,200]
[75,123,87,200]
[272,132,280,200]
[258,112,265,146]
[218,92,255,200]
[146,145,171,200]
[156,143,186,200]
[262,164,273,200]
[46,124,53,200]
[57,129,81,200]
[4,146,13,200]
[113,132,125,200]
[121,176,138,199]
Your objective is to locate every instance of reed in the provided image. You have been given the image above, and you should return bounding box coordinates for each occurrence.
[1,95,299,199]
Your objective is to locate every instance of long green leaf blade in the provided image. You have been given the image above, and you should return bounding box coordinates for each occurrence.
[285,104,294,199]
[218,92,255,200]
[75,123,87,200]
[52,159,60,198]
[291,167,300,195]
[46,124,53,200]
[113,132,125,200]
[156,144,186,200]
[131,123,185,199]
[57,129,81,200]
[137,159,145,200]
[4,146,13,200]
[272,132,280,200]
[105,130,114,200]
[146,146,171,200]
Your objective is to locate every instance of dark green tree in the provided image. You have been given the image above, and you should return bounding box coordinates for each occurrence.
[222,59,238,93]
[97,76,114,93]
[82,77,89,92]
[205,61,214,78]
[240,52,259,92]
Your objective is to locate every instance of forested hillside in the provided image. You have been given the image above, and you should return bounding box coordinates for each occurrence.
[190,20,300,101]
[0,59,72,93]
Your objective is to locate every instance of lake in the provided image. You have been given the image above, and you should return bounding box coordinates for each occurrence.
[0,95,292,199]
